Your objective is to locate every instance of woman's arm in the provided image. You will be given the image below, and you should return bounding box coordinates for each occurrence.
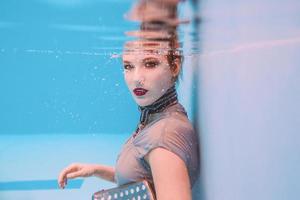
[144,148,192,200]
[93,164,116,183]
[58,163,116,189]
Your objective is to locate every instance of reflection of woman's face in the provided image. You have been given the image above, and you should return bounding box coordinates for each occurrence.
[122,51,175,107]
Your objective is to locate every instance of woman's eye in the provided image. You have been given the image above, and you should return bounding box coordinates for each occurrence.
[123,64,133,70]
[145,61,159,68]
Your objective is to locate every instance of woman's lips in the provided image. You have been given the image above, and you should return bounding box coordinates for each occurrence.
[133,88,148,96]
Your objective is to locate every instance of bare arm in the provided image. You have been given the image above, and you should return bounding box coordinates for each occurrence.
[93,164,116,183]
[144,148,192,200]
[58,163,116,189]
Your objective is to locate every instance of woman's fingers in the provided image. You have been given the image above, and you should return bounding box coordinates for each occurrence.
[57,163,96,189]
[58,163,81,189]
[66,171,83,179]
[58,176,67,189]
[58,178,67,189]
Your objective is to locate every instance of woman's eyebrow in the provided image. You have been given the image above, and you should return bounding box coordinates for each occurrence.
[142,57,160,62]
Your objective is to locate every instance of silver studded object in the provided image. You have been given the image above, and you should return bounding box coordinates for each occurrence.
[92,180,155,200]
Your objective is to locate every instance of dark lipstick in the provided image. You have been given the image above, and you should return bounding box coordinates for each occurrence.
[133,88,148,96]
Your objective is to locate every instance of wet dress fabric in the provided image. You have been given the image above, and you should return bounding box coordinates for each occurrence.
[114,101,200,191]
[115,85,199,192]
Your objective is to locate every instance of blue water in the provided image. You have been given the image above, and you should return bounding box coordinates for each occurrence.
[0,179,83,191]
[0,0,140,135]
[0,1,148,199]
[0,1,198,198]
[0,134,129,199]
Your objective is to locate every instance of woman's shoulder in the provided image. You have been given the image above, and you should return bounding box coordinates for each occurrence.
[154,102,195,133]
[152,114,194,136]
[133,104,199,176]
[134,104,196,145]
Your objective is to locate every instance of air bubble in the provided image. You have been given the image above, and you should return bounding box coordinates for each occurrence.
[110,53,119,58]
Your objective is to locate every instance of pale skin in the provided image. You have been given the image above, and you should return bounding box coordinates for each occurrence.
[57,50,191,200]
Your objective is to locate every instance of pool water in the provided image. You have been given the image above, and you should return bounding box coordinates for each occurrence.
[0,0,198,199]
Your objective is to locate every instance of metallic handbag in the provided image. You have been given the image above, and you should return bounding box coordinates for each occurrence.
[92,180,156,200]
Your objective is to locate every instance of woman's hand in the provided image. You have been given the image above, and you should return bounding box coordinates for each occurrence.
[58,163,96,189]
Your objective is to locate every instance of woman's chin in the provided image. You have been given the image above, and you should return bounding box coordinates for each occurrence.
[136,101,151,107]
[135,98,155,107]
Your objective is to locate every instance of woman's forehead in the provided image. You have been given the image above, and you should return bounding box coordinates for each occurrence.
[122,50,165,62]
[122,41,170,60]
[121,38,182,62]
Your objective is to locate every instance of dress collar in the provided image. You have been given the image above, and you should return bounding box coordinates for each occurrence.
[134,84,178,135]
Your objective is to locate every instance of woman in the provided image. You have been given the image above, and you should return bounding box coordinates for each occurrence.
[58,40,199,200]
[58,1,199,199]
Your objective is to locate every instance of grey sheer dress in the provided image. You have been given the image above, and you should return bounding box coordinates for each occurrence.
[114,102,199,191]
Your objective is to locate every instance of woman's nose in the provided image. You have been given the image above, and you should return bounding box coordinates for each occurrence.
[133,68,145,86]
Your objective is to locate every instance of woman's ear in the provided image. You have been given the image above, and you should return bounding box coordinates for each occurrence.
[172,57,181,77]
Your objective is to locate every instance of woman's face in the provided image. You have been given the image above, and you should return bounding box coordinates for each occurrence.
[122,50,176,107]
